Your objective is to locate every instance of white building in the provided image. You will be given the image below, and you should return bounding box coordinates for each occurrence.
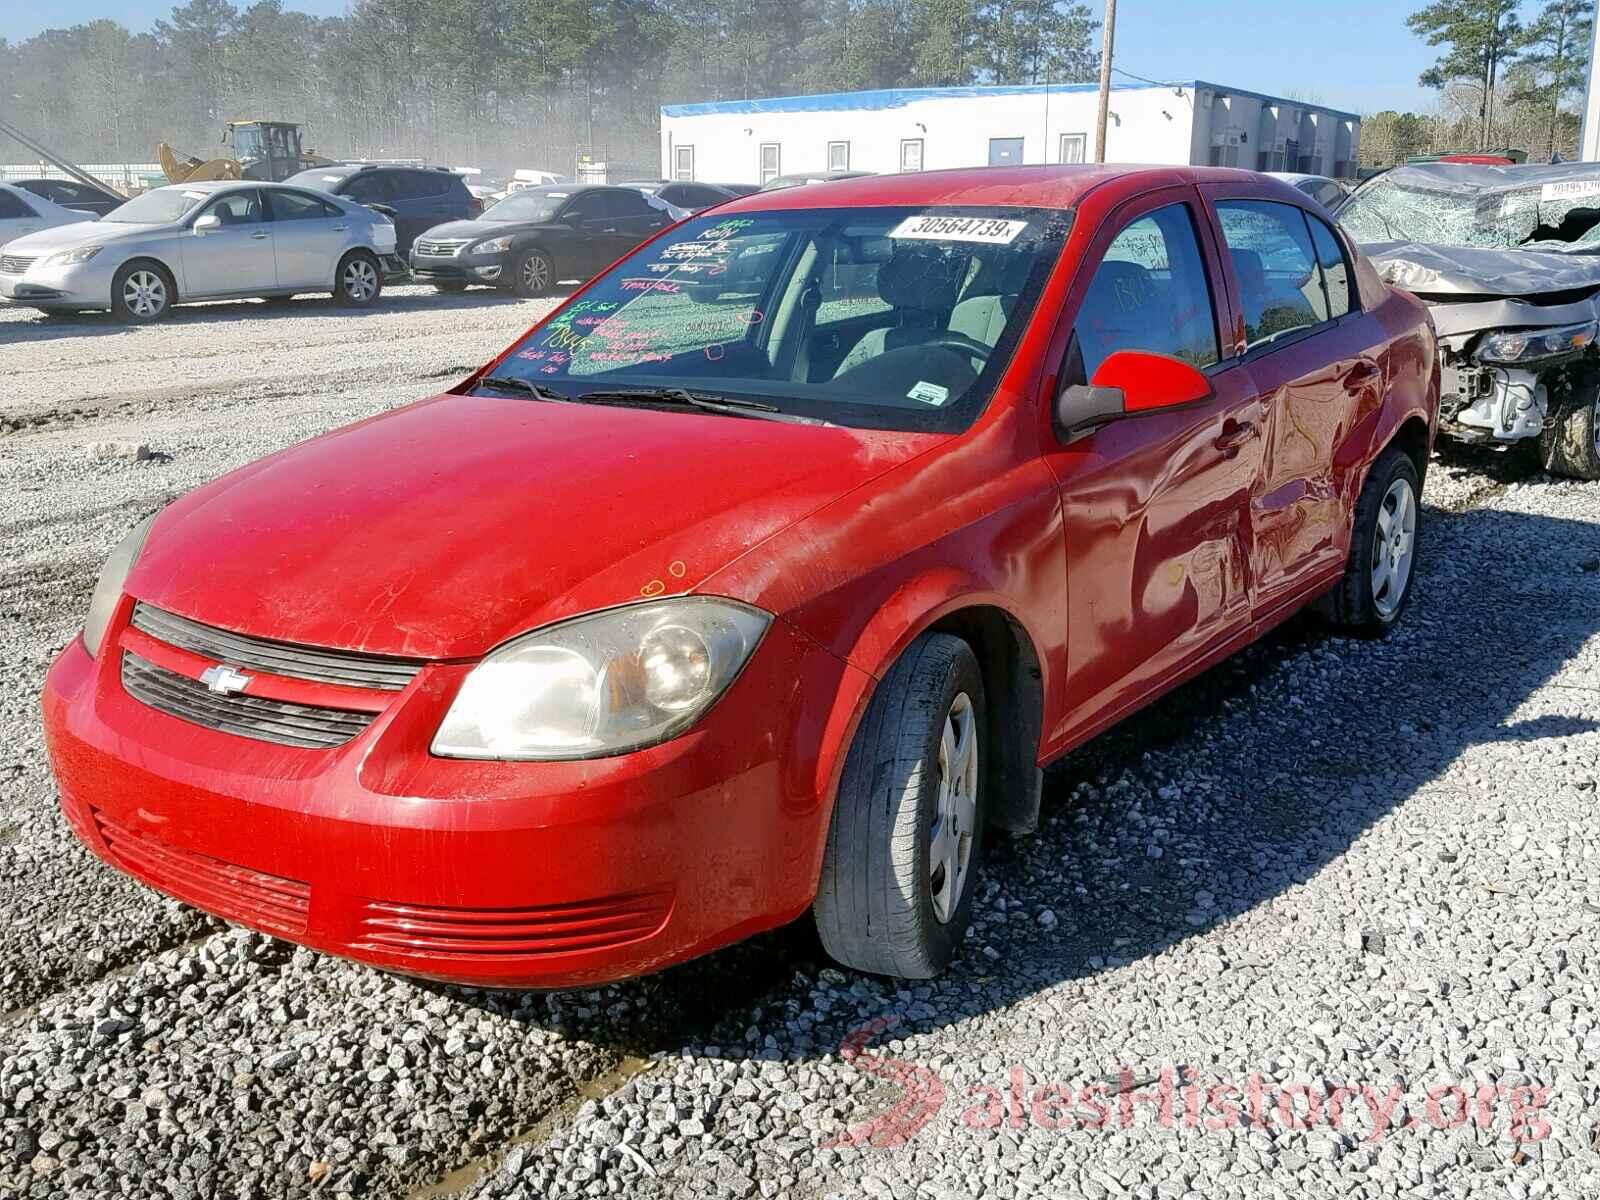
[660,80,1360,184]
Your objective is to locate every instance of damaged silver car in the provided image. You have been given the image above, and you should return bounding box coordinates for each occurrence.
[1339,162,1600,479]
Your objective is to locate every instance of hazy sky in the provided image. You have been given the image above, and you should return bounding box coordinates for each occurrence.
[1,0,1444,115]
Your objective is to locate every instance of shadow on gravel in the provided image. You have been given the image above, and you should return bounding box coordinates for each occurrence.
[440,499,1600,1069]
[0,285,565,346]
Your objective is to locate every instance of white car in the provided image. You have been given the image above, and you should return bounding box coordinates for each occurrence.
[0,181,95,248]
[1266,172,1351,214]
[0,180,402,322]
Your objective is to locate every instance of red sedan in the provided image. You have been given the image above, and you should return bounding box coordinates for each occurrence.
[43,167,1438,986]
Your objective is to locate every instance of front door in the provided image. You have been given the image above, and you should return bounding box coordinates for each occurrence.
[555,192,614,278]
[1039,190,1266,743]
[181,188,276,296]
[1200,188,1386,615]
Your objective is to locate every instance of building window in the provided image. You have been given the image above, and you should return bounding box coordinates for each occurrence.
[674,145,694,181]
[827,141,850,171]
[1059,133,1087,164]
[899,138,924,172]
[759,142,781,184]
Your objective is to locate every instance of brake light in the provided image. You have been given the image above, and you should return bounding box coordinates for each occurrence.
[468,196,483,215]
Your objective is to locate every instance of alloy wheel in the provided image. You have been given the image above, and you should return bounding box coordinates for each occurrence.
[522,254,549,293]
[929,692,979,923]
[343,258,378,302]
[1371,476,1417,618]
[123,270,167,318]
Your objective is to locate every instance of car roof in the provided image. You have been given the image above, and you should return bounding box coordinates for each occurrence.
[723,164,1294,213]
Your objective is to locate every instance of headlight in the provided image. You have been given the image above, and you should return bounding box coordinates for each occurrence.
[472,235,514,254]
[46,245,103,266]
[83,514,156,658]
[433,598,771,760]
[1475,321,1596,365]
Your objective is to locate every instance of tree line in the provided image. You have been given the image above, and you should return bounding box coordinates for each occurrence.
[0,0,1100,178]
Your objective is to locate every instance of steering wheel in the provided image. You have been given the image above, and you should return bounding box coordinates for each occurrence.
[926,332,994,362]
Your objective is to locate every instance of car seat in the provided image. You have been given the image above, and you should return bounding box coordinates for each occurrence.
[832,247,969,377]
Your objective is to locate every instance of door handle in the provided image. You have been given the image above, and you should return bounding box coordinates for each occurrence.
[1213,421,1257,456]
[603,226,618,233]
[251,231,270,240]
[1344,359,1382,388]
[332,224,348,231]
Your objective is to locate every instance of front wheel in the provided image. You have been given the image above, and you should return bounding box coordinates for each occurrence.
[1540,385,1600,480]
[110,262,175,323]
[333,252,382,307]
[1318,445,1421,635]
[814,633,986,979]
[511,249,553,298]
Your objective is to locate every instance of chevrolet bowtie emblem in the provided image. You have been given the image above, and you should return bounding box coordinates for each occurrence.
[199,664,253,695]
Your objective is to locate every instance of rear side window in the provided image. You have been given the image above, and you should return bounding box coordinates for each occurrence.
[1216,200,1328,349]
[1071,203,1220,379]
[1308,214,1354,319]
[341,173,390,204]
[0,190,36,218]
[268,190,340,221]
[403,171,453,198]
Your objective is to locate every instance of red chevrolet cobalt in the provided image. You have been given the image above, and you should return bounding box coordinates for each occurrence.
[43,167,1437,986]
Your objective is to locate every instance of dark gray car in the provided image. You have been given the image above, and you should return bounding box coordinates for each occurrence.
[409,185,674,296]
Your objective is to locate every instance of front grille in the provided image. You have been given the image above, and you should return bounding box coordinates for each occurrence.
[0,254,37,275]
[354,892,673,958]
[413,237,471,257]
[93,808,311,936]
[131,603,421,691]
[121,652,376,749]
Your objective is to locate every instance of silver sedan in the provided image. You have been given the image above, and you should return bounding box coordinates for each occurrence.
[0,180,401,322]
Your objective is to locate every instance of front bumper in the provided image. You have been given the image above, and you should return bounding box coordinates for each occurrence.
[43,600,869,988]
[0,257,115,308]
[409,248,507,285]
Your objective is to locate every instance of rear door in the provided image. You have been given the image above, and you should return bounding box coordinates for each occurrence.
[376,171,439,255]
[181,188,277,295]
[1199,187,1387,616]
[1038,188,1267,736]
[265,188,350,289]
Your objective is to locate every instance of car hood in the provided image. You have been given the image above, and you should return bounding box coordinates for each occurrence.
[1363,240,1600,337]
[128,394,937,659]
[423,217,548,240]
[8,219,159,253]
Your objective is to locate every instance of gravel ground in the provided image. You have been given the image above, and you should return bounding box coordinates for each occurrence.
[2,293,1597,1200]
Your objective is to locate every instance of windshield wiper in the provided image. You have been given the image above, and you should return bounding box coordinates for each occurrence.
[475,375,572,402]
[576,387,829,425]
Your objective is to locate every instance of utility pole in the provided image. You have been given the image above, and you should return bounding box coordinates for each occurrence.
[1094,0,1118,163]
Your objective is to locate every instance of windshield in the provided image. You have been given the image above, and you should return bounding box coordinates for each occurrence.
[483,191,569,222]
[481,205,1070,432]
[104,188,208,224]
[1340,176,1600,252]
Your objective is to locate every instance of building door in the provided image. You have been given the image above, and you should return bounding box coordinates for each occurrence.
[900,139,924,172]
[988,137,1024,166]
[760,143,781,184]
[674,145,694,181]
[1060,133,1087,163]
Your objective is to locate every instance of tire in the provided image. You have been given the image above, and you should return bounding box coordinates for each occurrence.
[1318,446,1421,635]
[432,281,469,294]
[511,248,553,298]
[1539,385,1600,480]
[814,633,986,979]
[110,261,175,323]
[333,251,382,307]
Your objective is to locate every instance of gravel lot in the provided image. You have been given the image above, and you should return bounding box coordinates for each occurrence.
[2,292,1597,1200]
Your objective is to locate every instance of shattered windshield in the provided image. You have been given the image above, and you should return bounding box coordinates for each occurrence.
[480,205,1069,433]
[1340,175,1600,253]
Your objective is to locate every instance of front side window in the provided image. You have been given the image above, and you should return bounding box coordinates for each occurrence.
[1216,200,1327,350]
[201,190,263,226]
[480,205,1070,433]
[1071,203,1219,380]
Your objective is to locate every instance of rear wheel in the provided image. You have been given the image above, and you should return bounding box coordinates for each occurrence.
[814,633,986,979]
[1540,384,1600,480]
[333,252,382,307]
[511,249,553,298]
[110,262,174,323]
[1318,446,1420,635]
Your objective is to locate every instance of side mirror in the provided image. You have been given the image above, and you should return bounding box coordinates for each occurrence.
[1056,350,1213,436]
[193,213,221,234]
